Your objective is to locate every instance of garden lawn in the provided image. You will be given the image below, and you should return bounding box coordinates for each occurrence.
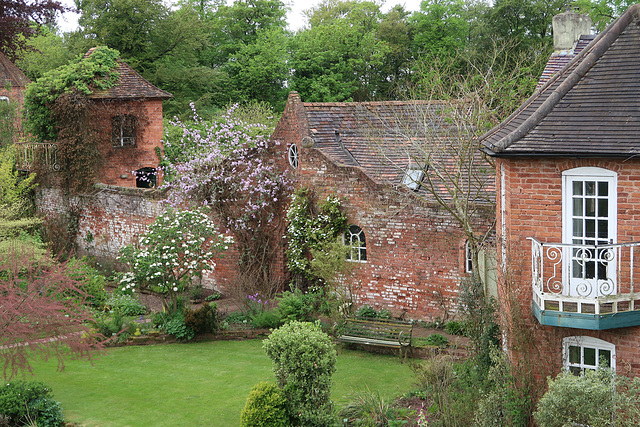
[28,340,413,426]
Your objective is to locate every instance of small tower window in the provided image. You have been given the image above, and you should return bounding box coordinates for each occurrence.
[112,114,137,147]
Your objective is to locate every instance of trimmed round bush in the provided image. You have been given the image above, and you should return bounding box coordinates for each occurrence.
[263,321,336,426]
[240,381,289,427]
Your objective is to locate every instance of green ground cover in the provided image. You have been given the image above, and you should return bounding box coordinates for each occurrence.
[28,340,413,426]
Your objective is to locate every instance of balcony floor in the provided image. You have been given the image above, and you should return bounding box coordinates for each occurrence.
[533,300,640,330]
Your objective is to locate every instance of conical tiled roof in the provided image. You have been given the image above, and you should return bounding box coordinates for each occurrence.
[481,4,640,157]
[84,47,172,100]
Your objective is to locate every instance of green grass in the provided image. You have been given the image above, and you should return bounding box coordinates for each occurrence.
[28,340,413,426]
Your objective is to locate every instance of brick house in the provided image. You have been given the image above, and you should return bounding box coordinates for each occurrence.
[481,5,640,380]
[0,51,30,137]
[84,47,172,189]
[35,48,171,263]
[273,92,495,320]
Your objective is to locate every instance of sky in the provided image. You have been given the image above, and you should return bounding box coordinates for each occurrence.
[56,0,425,34]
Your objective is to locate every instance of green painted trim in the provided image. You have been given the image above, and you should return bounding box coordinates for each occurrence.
[533,301,640,330]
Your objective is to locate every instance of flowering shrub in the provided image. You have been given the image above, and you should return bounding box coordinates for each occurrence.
[118,207,232,312]
[285,188,347,287]
[161,104,292,294]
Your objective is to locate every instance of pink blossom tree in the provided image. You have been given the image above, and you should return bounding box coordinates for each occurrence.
[162,104,293,297]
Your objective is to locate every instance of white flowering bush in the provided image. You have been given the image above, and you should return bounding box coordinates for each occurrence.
[118,208,232,312]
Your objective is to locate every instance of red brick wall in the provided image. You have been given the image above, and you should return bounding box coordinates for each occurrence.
[497,156,640,382]
[93,99,164,188]
[299,147,491,320]
[36,185,238,291]
[0,86,27,136]
[270,93,495,321]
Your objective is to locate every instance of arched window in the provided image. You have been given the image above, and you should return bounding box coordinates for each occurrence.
[345,225,366,262]
[563,336,615,375]
[288,144,298,168]
[0,96,9,104]
[112,114,137,147]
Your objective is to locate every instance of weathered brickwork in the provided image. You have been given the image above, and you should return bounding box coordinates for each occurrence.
[37,183,248,290]
[272,95,494,321]
[497,156,640,381]
[302,148,486,320]
[93,99,165,188]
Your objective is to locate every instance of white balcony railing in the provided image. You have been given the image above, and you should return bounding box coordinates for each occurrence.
[530,238,640,317]
[15,142,59,171]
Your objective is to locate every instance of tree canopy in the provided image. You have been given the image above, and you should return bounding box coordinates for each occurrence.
[9,0,632,118]
[0,0,67,59]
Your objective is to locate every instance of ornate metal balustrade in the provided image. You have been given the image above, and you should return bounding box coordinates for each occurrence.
[15,142,59,171]
[530,238,640,329]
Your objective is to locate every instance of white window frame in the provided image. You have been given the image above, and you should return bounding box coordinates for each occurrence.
[563,336,615,375]
[0,96,9,104]
[465,240,473,273]
[345,225,367,262]
[288,144,298,169]
[562,167,617,297]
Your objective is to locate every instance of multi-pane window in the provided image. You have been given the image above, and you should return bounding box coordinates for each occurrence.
[563,336,615,375]
[345,225,367,262]
[288,144,298,169]
[562,168,617,297]
[112,114,137,147]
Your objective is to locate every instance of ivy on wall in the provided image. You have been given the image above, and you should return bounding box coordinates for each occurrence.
[24,47,149,193]
[285,187,347,287]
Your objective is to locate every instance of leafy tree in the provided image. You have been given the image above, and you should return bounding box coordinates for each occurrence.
[0,0,67,59]
[73,0,207,72]
[574,0,637,31]
[290,0,389,101]
[204,0,288,68]
[485,0,567,51]
[227,27,290,111]
[13,27,73,81]
[375,5,413,98]
[410,0,470,59]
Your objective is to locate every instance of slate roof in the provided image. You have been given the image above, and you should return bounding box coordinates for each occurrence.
[481,4,640,158]
[0,51,30,88]
[298,97,495,204]
[84,48,172,100]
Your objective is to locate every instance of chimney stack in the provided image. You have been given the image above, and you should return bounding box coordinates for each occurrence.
[552,10,592,51]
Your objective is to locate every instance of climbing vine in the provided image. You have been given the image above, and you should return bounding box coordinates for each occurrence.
[285,188,347,288]
[24,46,120,141]
[24,47,149,193]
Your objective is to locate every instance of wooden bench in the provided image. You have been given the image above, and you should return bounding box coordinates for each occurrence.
[338,318,413,355]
